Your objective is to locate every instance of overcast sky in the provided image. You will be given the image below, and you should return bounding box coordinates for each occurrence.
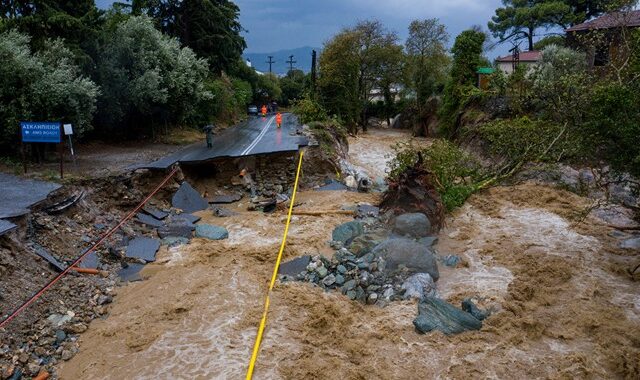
[98,0,512,58]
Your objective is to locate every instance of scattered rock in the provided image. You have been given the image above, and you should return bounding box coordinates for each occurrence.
[332,221,364,244]
[461,298,489,321]
[394,213,431,238]
[195,224,229,240]
[212,206,237,217]
[209,194,242,204]
[441,255,461,267]
[169,213,201,225]
[413,297,482,335]
[279,256,311,276]
[401,273,438,301]
[161,236,190,247]
[344,175,358,188]
[135,213,164,228]
[47,313,72,327]
[322,274,336,286]
[316,266,328,279]
[355,204,379,218]
[158,223,195,239]
[142,206,169,220]
[348,231,387,256]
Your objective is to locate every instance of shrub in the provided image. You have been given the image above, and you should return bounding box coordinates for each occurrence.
[292,94,328,124]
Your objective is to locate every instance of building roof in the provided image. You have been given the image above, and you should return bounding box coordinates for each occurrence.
[496,50,541,63]
[566,10,640,32]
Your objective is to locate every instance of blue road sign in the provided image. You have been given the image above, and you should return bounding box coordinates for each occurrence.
[21,122,61,143]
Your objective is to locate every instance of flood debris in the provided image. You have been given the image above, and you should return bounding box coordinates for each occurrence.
[0,219,17,236]
[31,243,66,272]
[125,237,161,263]
[136,213,164,228]
[117,263,145,282]
[209,194,242,204]
[43,191,85,214]
[142,206,169,220]
[380,153,445,231]
[171,182,208,213]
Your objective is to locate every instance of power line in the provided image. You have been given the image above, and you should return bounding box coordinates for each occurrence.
[286,55,297,72]
[266,56,275,73]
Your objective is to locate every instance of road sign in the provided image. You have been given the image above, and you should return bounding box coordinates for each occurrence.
[63,124,73,135]
[21,122,61,143]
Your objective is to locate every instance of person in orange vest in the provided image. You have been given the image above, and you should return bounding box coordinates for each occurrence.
[261,104,267,117]
[276,112,282,128]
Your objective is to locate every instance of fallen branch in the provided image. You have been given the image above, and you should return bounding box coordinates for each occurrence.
[608,225,640,231]
[292,210,355,216]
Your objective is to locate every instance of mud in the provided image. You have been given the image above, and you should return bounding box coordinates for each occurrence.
[58,130,639,379]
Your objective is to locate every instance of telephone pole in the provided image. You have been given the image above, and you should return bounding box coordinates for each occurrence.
[311,50,317,93]
[266,56,275,74]
[286,55,297,72]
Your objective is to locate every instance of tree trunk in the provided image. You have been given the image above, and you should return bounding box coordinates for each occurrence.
[527,27,534,51]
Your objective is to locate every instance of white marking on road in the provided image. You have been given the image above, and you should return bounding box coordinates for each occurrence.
[241,116,275,156]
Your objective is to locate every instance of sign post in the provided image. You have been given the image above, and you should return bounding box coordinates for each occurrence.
[20,121,63,179]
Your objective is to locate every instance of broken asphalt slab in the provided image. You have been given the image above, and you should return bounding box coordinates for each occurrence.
[32,243,66,272]
[142,206,169,220]
[0,219,17,237]
[168,212,201,225]
[117,263,145,282]
[135,113,308,170]
[158,223,195,239]
[209,194,242,204]
[136,213,165,228]
[279,256,311,276]
[172,182,209,213]
[0,172,62,219]
[125,237,161,263]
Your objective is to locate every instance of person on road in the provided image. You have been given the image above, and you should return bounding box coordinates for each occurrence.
[203,124,215,148]
[276,112,282,128]
[261,105,267,117]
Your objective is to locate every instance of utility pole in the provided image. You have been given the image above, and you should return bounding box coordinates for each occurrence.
[311,50,317,94]
[266,56,275,74]
[286,55,297,72]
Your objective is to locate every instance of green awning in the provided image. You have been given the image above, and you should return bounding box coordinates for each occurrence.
[477,67,495,74]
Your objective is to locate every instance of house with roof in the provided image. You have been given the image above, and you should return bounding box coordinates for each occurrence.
[566,10,640,67]
[495,50,542,75]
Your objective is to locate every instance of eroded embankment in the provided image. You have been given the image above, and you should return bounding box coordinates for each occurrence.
[59,128,639,379]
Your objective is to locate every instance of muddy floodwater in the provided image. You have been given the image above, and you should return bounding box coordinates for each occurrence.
[59,128,639,379]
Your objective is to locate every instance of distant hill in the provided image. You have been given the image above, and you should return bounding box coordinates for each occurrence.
[243,47,320,75]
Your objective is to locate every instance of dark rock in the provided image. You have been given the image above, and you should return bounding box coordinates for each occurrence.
[335,274,345,285]
[461,298,489,321]
[195,224,229,240]
[55,330,67,343]
[316,266,328,278]
[356,204,380,218]
[172,182,208,213]
[136,213,164,228]
[349,231,387,257]
[279,256,311,276]
[413,297,482,335]
[97,294,113,305]
[342,279,357,291]
[332,221,364,244]
[322,274,336,286]
[367,293,378,305]
[212,206,238,217]
[418,236,439,247]
[161,236,190,247]
[142,206,169,220]
[169,213,201,225]
[125,237,160,263]
[402,273,438,301]
[346,290,357,300]
[394,213,431,238]
[209,194,242,204]
[442,255,461,267]
[372,238,439,281]
[117,263,145,282]
[158,223,195,239]
[336,265,347,274]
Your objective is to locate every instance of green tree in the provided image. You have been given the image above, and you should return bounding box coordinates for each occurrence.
[439,29,486,135]
[488,0,572,51]
[131,0,246,73]
[96,15,210,137]
[0,30,98,148]
[279,69,306,106]
[318,20,404,134]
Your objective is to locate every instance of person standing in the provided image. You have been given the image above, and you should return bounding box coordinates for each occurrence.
[203,124,215,148]
[276,112,282,128]
[261,105,267,117]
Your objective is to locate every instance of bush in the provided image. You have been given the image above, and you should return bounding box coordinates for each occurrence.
[0,31,98,149]
[292,94,328,124]
[478,116,581,162]
[389,139,486,211]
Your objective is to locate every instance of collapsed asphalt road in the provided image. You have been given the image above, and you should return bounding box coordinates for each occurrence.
[141,113,308,169]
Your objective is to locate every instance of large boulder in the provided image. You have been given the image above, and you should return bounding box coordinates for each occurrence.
[393,213,431,238]
[401,273,438,301]
[413,297,482,335]
[372,238,439,281]
[348,230,389,257]
[332,221,364,244]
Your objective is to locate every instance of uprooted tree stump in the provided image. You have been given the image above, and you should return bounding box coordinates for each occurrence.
[380,152,445,232]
